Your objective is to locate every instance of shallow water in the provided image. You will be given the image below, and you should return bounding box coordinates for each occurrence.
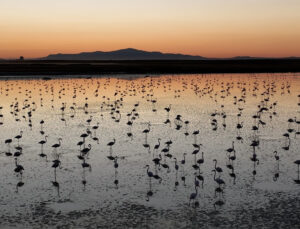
[0,73,300,228]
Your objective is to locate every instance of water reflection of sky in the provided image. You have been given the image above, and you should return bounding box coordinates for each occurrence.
[0,73,299,227]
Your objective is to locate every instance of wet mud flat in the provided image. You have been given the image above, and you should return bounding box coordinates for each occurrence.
[0,194,299,228]
[1,59,300,76]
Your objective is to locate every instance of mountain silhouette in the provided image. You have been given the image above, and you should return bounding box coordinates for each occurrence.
[42,48,206,60]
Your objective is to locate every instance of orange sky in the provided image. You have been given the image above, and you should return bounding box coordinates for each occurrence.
[1,0,300,59]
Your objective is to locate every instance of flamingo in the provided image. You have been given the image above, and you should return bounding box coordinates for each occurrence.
[52,138,62,149]
[212,170,225,186]
[213,159,223,174]
[14,158,24,176]
[189,186,198,206]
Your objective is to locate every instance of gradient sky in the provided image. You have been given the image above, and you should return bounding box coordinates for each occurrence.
[1,0,300,58]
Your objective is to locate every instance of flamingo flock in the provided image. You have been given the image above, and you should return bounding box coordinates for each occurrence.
[0,73,299,210]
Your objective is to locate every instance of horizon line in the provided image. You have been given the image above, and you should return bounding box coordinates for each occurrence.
[1,48,300,60]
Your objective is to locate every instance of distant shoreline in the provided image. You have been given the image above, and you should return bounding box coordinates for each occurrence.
[0,59,300,77]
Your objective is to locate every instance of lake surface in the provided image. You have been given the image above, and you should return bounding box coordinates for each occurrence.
[0,73,299,228]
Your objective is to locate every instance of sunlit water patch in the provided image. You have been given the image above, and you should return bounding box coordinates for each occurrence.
[0,73,299,228]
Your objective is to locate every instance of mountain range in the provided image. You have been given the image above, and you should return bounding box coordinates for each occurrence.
[1,49,299,60]
[42,48,206,60]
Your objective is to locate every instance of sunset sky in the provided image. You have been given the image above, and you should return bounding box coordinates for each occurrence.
[1,0,300,59]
